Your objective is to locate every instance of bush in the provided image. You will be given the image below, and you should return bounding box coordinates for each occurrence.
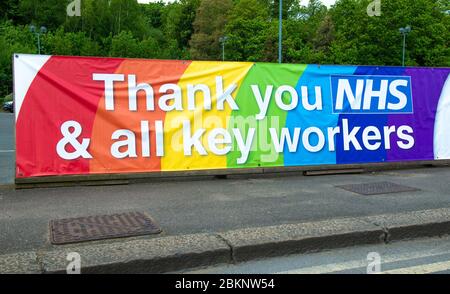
[0,21,36,98]
[4,93,13,102]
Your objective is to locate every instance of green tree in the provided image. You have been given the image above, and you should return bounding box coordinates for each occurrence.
[64,0,114,42]
[329,0,449,66]
[110,31,141,58]
[165,0,200,53]
[189,0,233,60]
[260,0,298,19]
[18,0,67,29]
[283,0,329,64]
[142,1,166,29]
[224,0,271,61]
[1,0,449,102]
[42,28,100,56]
[0,21,36,97]
[1,0,19,21]
[109,0,149,38]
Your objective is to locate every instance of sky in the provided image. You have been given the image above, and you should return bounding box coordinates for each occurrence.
[137,0,337,8]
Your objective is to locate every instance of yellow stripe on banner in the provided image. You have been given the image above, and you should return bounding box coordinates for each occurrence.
[161,61,254,171]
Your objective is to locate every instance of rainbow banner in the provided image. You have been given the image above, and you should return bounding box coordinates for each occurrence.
[13,54,450,178]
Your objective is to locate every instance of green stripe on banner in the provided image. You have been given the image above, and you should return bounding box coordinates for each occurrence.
[227,63,307,168]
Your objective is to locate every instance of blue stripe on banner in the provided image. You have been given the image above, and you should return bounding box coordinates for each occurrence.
[284,65,357,166]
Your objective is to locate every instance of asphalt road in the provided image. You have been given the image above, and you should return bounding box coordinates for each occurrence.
[0,113,14,184]
[184,235,450,274]
[1,166,450,255]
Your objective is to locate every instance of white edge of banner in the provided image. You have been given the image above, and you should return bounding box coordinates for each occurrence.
[434,73,450,160]
[13,54,51,121]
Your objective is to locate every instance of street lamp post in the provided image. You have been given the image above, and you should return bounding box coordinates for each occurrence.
[278,0,282,64]
[30,25,47,55]
[399,26,411,67]
[219,36,229,61]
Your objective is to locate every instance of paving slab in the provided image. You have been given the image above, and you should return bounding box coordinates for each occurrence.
[364,208,450,242]
[0,251,40,274]
[219,218,385,262]
[41,233,230,274]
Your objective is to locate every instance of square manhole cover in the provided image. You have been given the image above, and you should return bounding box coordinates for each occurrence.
[337,181,419,196]
[50,211,161,245]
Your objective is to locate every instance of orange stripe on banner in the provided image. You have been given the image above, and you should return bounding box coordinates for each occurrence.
[89,59,191,174]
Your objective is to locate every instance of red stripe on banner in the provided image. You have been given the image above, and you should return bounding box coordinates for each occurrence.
[16,56,125,178]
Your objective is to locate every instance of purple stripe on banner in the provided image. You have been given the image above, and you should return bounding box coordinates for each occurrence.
[387,68,450,162]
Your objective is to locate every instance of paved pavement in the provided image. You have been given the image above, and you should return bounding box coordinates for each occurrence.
[0,113,14,184]
[184,235,450,274]
[1,166,450,255]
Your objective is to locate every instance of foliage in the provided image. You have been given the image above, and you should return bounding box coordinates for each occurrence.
[0,21,36,96]
[0,0,448,98]
[189,0,233,60]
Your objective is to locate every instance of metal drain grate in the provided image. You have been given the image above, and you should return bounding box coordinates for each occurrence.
[337,181,419,196]
[50,211,161,245]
